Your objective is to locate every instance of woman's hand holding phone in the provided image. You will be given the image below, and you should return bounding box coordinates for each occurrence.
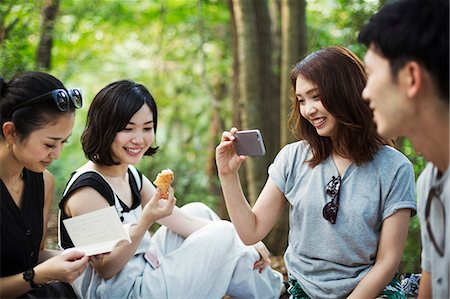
[216,127,266,177]
[216,128,244,176]
[233,129,266,156]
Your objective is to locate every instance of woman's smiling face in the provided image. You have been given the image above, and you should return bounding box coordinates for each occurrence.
[111,104,155,165]
[296,75,337,138]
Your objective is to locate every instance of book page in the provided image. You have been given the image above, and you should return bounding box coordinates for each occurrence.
[63,206,131,256]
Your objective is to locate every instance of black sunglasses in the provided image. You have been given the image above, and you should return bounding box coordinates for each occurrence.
[323,175,341,224]
[11,88,82,113]
[425,186,445,257]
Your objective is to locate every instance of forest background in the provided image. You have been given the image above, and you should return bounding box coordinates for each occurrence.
[1,0,426,274]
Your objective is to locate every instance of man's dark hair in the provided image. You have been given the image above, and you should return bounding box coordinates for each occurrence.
[359,0,449,101]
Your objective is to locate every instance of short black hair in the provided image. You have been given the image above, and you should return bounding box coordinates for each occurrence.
[82,80,158,166]
[359,0,449,101]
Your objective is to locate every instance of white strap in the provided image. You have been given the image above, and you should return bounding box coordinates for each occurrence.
[128,165,142,190]
[57,209,63,250]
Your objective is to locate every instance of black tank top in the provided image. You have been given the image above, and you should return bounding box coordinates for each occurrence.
[1,169,44,277]
[58,169,141,249]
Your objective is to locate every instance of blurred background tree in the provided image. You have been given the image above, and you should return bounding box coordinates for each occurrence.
[0,0,424,274]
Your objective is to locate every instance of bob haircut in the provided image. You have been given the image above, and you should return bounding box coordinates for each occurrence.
[0,71,75,141]
[288,46,386,167]
[82,80,158,166]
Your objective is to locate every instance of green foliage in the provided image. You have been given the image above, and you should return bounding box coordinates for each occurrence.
[47,0,231,204]
[400,215,422,274]
[2,0,426,274]
[400,138,427,179]
[0,1,42,78]
[397,138,426,273]
[306,0,379,56]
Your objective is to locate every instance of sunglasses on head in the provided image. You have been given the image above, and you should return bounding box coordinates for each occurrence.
[323,175,341,224]
[11,88,82,113]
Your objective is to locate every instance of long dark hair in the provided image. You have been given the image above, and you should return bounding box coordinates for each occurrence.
[82,80,159,166]
[288,46,387,167]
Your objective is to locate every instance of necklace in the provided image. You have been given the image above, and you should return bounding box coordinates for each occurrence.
[6,171,23,195]
[9,182,20,194]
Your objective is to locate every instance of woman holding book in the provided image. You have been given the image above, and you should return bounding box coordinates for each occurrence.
[58,80,283,299]
[0,72,89,298]
[215,46,416,298]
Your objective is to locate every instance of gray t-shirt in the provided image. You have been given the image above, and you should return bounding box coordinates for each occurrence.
[417,163,449,299]
[268,141,416,298]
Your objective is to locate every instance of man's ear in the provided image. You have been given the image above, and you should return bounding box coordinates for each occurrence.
[400,61,423,98]
[2,121,17,142]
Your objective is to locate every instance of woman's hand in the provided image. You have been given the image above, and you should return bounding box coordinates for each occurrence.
[215,127,246,176]
[252,241,271,273]
[142,186,176,225]
[34,250,89,284]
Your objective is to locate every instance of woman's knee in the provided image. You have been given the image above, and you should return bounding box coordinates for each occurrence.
[180,202,219,220]
[204,220,237,243]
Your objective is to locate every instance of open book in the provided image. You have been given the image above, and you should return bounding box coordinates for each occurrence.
[63,206,131,256]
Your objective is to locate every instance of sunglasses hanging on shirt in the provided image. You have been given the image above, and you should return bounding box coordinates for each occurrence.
[323,175,341,224]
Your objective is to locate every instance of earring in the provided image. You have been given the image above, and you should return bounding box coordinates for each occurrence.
[6,143,10,149]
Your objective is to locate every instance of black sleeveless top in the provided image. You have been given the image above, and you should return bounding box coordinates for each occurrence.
[1,169,44,277]
[58,169,141,249]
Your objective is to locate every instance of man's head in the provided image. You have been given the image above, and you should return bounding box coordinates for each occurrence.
[358,0,448,138]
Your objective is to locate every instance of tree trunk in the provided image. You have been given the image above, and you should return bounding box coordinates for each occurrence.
[280,0,307,147]
[229,0,307,255]
[263,0,307,256]
[36,0,60,70]
[227,0,250,218]
[254,0,280,170]
[229,0,241,130]
[232,0,268,204]
[198,0,228,219]
[0,3,19,45]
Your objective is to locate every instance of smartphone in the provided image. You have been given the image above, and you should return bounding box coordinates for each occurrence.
[234,129,266,156]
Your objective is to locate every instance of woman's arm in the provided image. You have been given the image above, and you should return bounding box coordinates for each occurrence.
[141,174,210,237]
[216,128,286,245]
[221,176,286,245]
[418,271,432,299]
[347,209,412,299]
[0,250,86,298]
[157,207,211,237]
[65,185,175,280]
[40,170,54,254]
[0,171,89,298]
[0,273,36,298]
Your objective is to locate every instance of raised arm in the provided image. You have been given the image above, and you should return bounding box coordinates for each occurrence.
[140,174,211,237]
[216,128,286,245]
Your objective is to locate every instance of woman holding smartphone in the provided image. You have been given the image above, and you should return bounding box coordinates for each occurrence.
[216,46,416,299]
